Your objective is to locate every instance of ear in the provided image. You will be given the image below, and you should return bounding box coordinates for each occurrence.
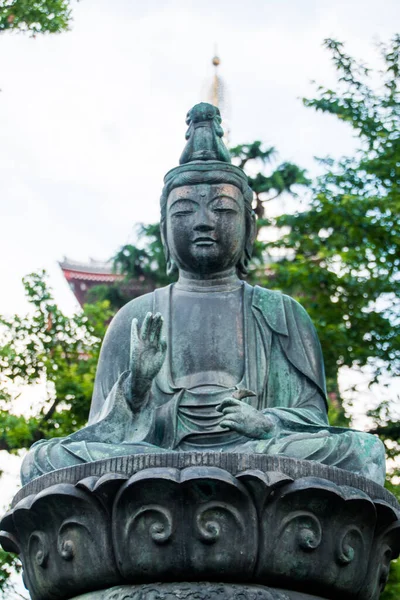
[246,210,257,255]
[160,219,178,276]
[237,210,257,275]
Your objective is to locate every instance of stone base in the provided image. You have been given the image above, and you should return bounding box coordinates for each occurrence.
[72,583,324,600]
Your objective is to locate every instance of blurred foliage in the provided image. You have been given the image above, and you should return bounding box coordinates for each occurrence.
[0,549,21,596]
[0,271,112,453]
[113,224,171,286]
[0,272,112,595]
[0,0,74,35]
[88,223,177,309]
[230,141,311,220]
[259,36,400,595]
[293,37,400,385]
[246,37,400,434]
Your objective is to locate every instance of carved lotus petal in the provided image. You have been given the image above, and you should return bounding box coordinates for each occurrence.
[9,483,119,600]
[113,466,257,581]
[256,476,377,596]
[1,456,399,600]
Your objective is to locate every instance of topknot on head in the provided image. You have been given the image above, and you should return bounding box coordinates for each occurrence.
[179,102,231,165]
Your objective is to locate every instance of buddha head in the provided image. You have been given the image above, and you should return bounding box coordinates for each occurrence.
[160,103,256,277]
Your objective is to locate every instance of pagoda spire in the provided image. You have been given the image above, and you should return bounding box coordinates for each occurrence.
[211,50,221,107]
[201,49,231,145]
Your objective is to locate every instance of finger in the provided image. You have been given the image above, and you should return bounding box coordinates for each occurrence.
[159,336,167,354]
[220,406,241,415]
[130,319,139,368]
[149,313,162,344]
[220,419,242,431]
[131,318,139,343]
[220,414,241,425]
[216,398,241,412]
[141,312,152,340]
[154,314,164,346]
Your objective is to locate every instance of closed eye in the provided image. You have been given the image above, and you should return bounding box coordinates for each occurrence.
[210,195,241,213]
[213,207,237,213]
[171,209,195,216]
[169,199,197,216]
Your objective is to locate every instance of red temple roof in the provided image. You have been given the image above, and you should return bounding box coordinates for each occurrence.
[59,257,123,305]
[59,257,154,306]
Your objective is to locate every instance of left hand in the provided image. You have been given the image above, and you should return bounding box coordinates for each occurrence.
[216,398,276,439]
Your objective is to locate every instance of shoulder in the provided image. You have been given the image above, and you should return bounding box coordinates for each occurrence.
[252,284,317,336]
[107,290,156,330]
[281,292,318,331]
[100,288,164,351]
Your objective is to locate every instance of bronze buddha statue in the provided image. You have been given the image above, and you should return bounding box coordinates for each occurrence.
[21,103,386,487]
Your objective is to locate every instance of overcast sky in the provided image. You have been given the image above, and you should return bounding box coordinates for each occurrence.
[1,0,399,317]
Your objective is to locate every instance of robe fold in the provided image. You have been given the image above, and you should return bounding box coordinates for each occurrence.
[21,283,386,486]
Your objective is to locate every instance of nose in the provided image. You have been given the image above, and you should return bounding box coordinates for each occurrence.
[194,222,214,232]
[193,208,214,232]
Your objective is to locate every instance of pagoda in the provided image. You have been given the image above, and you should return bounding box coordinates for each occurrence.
[59,257,125,306]
[59,257,155,306]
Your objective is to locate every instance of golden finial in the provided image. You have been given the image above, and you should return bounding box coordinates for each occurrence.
[200,49,231,145]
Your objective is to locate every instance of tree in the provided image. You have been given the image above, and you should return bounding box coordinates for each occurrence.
[0,0,74,35]
[230,141,310,221]
[253,37,400,596]
[0,272,111,596]
[261,37,400,423]
[0,271,111,452]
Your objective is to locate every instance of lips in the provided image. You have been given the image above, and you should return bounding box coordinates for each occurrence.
[193,237,217,246]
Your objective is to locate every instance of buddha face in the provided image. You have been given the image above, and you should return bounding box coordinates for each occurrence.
[166,183,246,275]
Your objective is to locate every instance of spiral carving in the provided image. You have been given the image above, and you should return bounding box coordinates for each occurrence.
[4,462,399,600]
[194,502,244,545]
[336,526,363,565]
[58,538,75,561]
[279,511,322,552]
[338,542,355,565]
[57,520,93,562]
[128,505,173,545]
[29,531,49,568]
[195,515,220,544]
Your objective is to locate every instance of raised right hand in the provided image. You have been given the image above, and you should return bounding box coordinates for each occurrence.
[128,312,167,404]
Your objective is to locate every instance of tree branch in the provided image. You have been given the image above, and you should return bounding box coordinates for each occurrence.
[368,424,400,438]
[38,396,62,426]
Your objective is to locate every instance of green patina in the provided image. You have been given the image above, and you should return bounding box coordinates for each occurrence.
[21,103,386,487]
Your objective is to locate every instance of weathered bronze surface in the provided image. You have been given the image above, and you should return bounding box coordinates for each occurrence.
[71,583,328,599]
[20,102,385,486]
[2,103,397,600]
[2,456,399,600]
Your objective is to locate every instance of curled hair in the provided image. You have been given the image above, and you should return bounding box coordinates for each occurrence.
[160,169,256,276]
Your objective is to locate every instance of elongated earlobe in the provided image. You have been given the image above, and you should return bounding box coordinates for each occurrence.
[166,257,178,276]
[161,220,178,276]
[237,210,257,275]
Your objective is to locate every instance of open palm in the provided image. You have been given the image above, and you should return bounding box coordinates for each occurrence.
[130,312,167,399]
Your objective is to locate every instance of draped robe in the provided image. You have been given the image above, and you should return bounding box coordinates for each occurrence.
[21,283,386,485]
